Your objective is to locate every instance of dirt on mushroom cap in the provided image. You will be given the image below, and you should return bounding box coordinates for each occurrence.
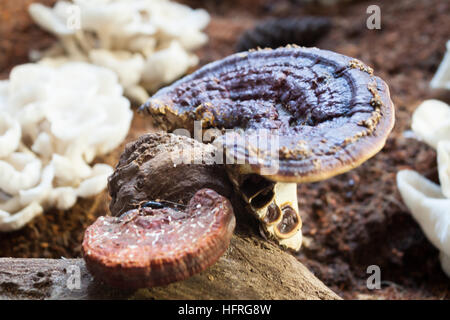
[140,46,395,183]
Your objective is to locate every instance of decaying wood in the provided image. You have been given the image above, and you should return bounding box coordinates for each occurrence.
[0,132,340,300]
[0,231,340,300]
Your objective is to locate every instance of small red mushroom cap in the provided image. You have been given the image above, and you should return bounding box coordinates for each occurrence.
[82,188,235,289]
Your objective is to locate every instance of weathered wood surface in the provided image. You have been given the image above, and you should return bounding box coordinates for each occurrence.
[0,231,340,300]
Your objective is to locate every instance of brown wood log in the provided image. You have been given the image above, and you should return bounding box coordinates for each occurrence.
[0,231,340,300]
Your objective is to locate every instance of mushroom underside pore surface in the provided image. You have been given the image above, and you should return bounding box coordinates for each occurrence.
[227,165,302,250]
[139,46,395,251]
[84,132,236,288]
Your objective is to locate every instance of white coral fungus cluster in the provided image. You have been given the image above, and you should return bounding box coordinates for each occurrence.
[0,62,133,231]
[397,99,450,277]
[29,0,210,104]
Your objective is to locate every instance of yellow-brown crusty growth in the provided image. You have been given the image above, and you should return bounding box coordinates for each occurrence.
[140,46,395,184]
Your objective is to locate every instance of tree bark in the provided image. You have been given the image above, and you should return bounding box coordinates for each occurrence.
[0,231,340,300]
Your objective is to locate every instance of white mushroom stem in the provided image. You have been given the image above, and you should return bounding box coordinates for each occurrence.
[226,167,303,251]
[397,170,450,277]
[28,3,74,36]
[438,141,450,198]
[28,3,86,60]
[263,182,302,251]
[430,40,450,90]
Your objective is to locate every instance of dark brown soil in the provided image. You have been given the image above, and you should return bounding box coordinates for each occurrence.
[1,0,449,300]
[0,0,57,77]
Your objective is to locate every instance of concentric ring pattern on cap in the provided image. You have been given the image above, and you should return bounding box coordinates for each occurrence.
[141,46,395,183]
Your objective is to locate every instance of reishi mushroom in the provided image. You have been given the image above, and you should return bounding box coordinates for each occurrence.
[83,188,235,289]
[140,46,395,251]
[83,133,235,288]
[84,46,395,289]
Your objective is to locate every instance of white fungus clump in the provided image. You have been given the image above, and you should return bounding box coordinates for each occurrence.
[0,62,133,232]
[397,99,450,277]
[411,99,450,149]
[28,0,210,104]
[430,40,450,90]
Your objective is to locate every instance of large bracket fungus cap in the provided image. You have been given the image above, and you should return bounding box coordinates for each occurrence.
[141,46,395,182]
[140,46,395,251]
